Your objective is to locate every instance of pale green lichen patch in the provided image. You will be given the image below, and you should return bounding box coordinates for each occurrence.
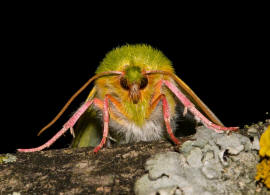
[135,126,267,194]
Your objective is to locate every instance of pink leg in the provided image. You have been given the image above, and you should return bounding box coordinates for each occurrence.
[93,96,109,153]
[162,80,239,133]
[161,95,181,145]
[151,93,180,145]
[17,99,102,152]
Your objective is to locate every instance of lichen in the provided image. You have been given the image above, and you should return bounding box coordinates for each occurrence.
[135,127,262,194]
[259,125,270,157]
[256,125,270,189]
[256,158,270,188]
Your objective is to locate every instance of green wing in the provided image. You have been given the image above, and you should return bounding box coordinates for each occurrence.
[71,87,102,148]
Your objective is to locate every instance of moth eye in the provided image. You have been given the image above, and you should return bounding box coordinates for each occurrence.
[120,77,129,90]
[140,77,148,89]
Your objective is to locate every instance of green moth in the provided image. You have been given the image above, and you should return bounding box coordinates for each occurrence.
[18,44,238,153]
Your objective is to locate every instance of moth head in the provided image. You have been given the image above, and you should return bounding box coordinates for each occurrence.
[120,66,148,104]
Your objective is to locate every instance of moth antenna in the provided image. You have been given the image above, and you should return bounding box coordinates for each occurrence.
[37,71,123,136]
[144,70,224,126]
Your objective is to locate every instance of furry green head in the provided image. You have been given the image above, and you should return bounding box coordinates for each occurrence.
[95,44,175,106]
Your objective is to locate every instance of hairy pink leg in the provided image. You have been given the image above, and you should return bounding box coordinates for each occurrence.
[18,99,102,152]
[162,80,238,132]
[150,93,180,145]
[93,96,109,153]
[161,95,181,145]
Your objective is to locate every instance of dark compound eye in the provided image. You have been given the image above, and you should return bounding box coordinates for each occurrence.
[140,77,148,89]
[120,77,129,90]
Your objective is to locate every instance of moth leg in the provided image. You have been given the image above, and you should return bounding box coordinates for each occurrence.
[17,99,103,152]
[150,93,181,145]
[93,94,128,153]
[93,96,109,153]
[162,80,239,132]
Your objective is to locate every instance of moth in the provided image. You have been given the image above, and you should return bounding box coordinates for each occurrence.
[18,44,238,153]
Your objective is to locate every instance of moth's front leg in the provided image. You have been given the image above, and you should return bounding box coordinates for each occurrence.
[93,96,109,153]
[150,92,181,145]
[93,94,128,153]
[17,99,103,152]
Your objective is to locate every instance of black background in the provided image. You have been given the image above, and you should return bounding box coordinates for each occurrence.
[2,7,269,153]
